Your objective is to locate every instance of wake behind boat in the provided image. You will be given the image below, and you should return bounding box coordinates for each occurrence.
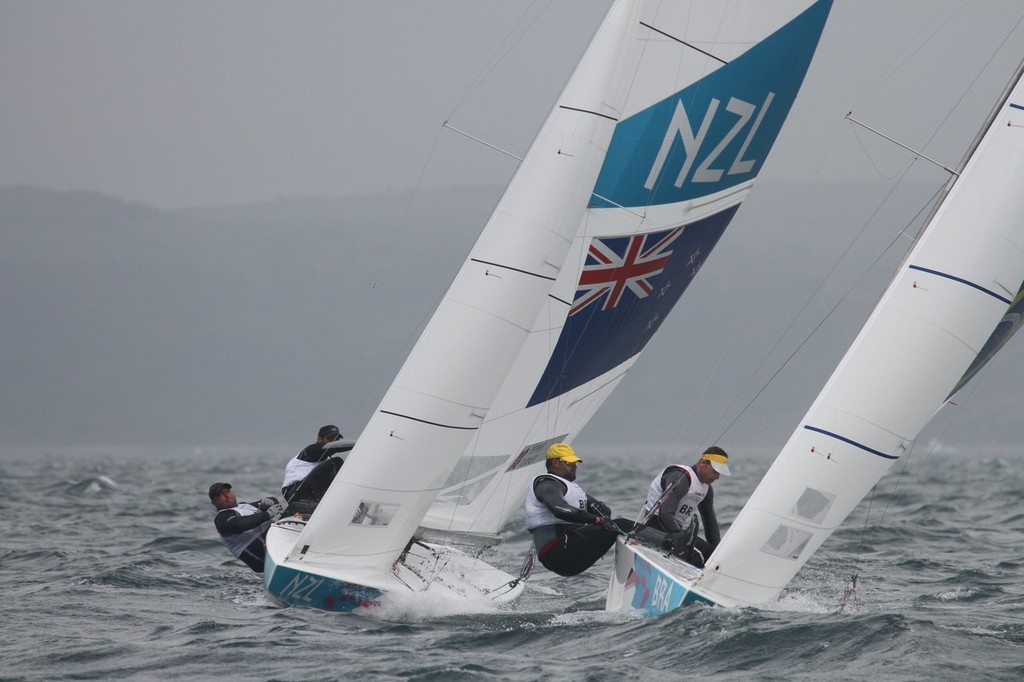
[264,0,834,613]
[607,50,1024,616]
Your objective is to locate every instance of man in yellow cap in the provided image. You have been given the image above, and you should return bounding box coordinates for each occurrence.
[524,442,640,576]
[640,446,731,567]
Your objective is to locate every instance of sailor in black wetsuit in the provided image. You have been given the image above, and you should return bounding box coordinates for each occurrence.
[281,424,346,502]
[209,482,284,573]
[525,443,646,577]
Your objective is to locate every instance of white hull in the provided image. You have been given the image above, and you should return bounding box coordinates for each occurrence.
[605,537,717,615]
[263,518,525,613]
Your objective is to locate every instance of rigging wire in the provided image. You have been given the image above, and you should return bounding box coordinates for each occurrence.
[408,0,607,537]
[666,6,961,455]
[846,2,957,115]
[706,176,947,447]
[836,358,992,611]
[915,5,1024,164]
[704,3,1024,450]
[813,6,1024,605]
[351,120,453,421]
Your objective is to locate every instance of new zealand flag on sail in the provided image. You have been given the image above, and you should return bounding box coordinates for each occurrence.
[528,206,737,407]
[526,0,831,407]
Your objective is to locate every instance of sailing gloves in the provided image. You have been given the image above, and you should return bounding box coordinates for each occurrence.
[264,503,285,522]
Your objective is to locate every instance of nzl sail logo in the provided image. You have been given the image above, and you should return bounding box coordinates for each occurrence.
[570,228,684,316]
[527,0,832,406]
[589,0,831,210]
[592,86,783,210]
[642,93,774,192]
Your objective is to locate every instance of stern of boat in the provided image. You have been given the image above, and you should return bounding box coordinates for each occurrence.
[263,517,525,612]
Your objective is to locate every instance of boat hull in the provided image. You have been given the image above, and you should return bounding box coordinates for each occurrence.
[263,517,526,613]
[605,537,714,615]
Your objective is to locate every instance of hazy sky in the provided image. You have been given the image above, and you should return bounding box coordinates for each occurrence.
[3,1,1024,454]
[2,1,607,208]
[4,1,1023,209]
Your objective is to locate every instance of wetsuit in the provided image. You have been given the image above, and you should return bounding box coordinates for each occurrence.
[213,502,275,573]
[525,473,636,577]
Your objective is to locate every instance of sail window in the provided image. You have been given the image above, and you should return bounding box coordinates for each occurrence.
[761,525,812,561]
[791,488,834,524]
[505,435,570,472]
[350,501,399,527]
[437,455,508,506]
[437,470,501,507]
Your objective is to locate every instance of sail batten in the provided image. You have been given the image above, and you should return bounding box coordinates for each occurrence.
[906,265,1014,304]
[801,425,901,461]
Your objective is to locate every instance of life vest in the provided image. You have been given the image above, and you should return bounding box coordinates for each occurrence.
[282,455,318,490]
[644,464,708,526]
[215,503,272,559]
[525,473,588,530]
[282,441,352,492]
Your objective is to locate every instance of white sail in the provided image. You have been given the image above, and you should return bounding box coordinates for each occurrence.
[609,59,1024,612]
[422,0,835,538]
[272,0,643,581]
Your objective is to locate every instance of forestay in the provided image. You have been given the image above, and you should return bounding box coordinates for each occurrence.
[422,0,835,539]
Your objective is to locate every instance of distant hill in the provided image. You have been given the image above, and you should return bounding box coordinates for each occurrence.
[0,185,502,448]
[2,183,1022,456]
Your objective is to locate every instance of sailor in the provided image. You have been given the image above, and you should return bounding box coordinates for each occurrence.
[209,482,284,573]
[281,424,347,502]
[524,443,641,577]
[642,446,730,567]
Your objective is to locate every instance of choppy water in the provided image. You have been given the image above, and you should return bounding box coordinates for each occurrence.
[3,446,1023,681]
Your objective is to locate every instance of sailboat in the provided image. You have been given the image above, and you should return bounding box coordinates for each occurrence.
[263,0,834,613]
[607,53,1024,615]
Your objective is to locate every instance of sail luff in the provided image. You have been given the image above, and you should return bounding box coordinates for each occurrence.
[695,65,1024,608]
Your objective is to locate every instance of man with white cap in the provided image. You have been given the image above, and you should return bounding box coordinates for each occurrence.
[524,442,642,576]
[641,446,731,567]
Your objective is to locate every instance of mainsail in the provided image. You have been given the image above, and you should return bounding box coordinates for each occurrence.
[660,59,1024,609]
[422,0,834,541]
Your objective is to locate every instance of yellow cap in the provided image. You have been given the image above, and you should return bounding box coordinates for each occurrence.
[546,443,582,463]
[701,450,731,476]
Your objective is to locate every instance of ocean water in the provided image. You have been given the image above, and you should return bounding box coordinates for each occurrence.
[3,446,1024,681]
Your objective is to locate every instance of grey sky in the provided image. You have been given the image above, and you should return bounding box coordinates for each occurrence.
[3,1,1024,454]
[2,1,1020,208]
[2,1,607,208]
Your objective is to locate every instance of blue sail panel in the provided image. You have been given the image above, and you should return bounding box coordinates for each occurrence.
[527,1,831,407]
[592,0,831,209]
